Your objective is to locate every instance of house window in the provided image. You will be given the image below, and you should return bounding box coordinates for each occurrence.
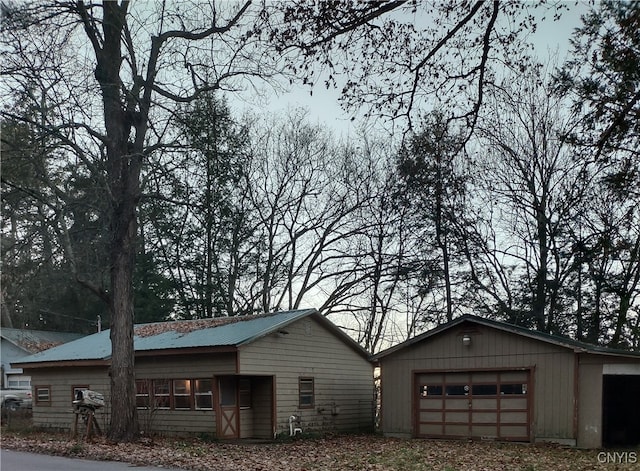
[194,379,213,410]
[35,386,51,405]
[153,379,171,409]
[239,378,251,409]
[173,379,191,410]
[299,377,314,408]
[72,385,89,401]
[136,379,216,410]
[136,380,151,409]
[8,378,30,388]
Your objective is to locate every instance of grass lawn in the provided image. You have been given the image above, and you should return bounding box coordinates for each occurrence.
[1,429,638,470]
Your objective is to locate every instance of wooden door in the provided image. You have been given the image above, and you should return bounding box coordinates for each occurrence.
[217,376,239,439]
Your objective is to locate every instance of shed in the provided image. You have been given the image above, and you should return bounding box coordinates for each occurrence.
[13,309,374,439]
[1,328,84,388]
[373,314,640,448]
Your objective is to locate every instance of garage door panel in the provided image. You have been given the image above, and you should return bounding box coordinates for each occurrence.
[500,425,529,438]
[500,411,527,423]
[500,397,527,409]
[415,370,530,442]
[471,372,499,382]
[472,411,498,423]
[445,411,469,422]
[419,423,443,435]
[419,411,443,422]
[444,398,468,409]
[444,424,468,436]
[420,398,443,409]
[471,425,498,437]
[472,398,497,409]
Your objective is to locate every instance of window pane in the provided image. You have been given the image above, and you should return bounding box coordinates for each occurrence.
[299,378,314,408]
[219,377,236,406]
[195,394,213,410]
[174,379,190,395]
[445,385,469,396]
[154,379,170,395]
[421,385,443,396]
[239,378,251,408]
[500,383,527,395]
[472,384,497,396]
[195,379,212,394]
[173,379,191,410]
[36,387,50,402]
[154,380,171,409]
[195,379,213,410]
[136,380,150,409]
[174,395,191,409]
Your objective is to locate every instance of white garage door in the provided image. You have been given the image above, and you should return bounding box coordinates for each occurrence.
[415,370,530,441]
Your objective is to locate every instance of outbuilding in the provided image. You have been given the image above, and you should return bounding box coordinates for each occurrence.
[14,309,374,439]
[374,314,640,448]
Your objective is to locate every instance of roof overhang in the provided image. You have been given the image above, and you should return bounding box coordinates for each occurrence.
[373,314,640,361]
[13,359,111,369]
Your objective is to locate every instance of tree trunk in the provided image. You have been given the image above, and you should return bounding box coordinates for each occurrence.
[89,1,140,441]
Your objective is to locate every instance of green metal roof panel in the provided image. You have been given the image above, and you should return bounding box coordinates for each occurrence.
[1,328,84,353]
[12,329,113,363]
[14,309,317,365]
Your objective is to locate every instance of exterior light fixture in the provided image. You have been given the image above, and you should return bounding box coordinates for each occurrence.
[462,334,471,346]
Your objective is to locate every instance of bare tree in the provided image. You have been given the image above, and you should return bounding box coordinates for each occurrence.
[1,0,280,441]
[267,1,560,130]
[470,65,589,333]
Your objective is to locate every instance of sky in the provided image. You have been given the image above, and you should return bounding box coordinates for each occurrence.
[235,2,592,138]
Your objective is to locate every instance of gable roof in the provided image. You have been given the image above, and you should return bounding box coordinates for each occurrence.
[373,314,640,361]
[14,309,370,367]
[1,328,85,354]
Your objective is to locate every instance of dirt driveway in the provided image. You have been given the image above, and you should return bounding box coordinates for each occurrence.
[1,432,638,470]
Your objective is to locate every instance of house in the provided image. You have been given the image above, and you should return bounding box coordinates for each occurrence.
[13,309,374,439]
[373,314,640,449]
[1,328,84,388]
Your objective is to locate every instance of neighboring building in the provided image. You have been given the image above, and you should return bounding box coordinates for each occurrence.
[13,309,374,439]
[373,314,640,449]
[1,328,84,388]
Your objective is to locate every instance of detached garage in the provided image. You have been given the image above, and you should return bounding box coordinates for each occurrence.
[374,315,640,448]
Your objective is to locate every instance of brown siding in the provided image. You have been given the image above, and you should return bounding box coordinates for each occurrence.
[27,353,238,436]
[239,317,374,436]
[577,354,640,448]
[380,324,576,444]
[134,353,236,436]
[28,366,110,432]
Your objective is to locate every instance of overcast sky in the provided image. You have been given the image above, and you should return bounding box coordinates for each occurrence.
[235,2,591,138]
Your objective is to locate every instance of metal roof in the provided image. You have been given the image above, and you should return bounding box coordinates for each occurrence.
[14,309,323,365]
[373,314,640,361]
[1,328,85,353]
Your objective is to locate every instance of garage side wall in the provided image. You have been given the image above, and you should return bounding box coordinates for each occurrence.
[239,317,374,437]
[576,356,602,448]
[379,325,576,444]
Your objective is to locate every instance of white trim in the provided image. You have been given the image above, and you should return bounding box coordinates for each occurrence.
[603,364,640,375]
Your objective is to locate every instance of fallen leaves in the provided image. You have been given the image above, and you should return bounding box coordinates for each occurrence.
[134,313,274,337]
[1,432,638,471]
